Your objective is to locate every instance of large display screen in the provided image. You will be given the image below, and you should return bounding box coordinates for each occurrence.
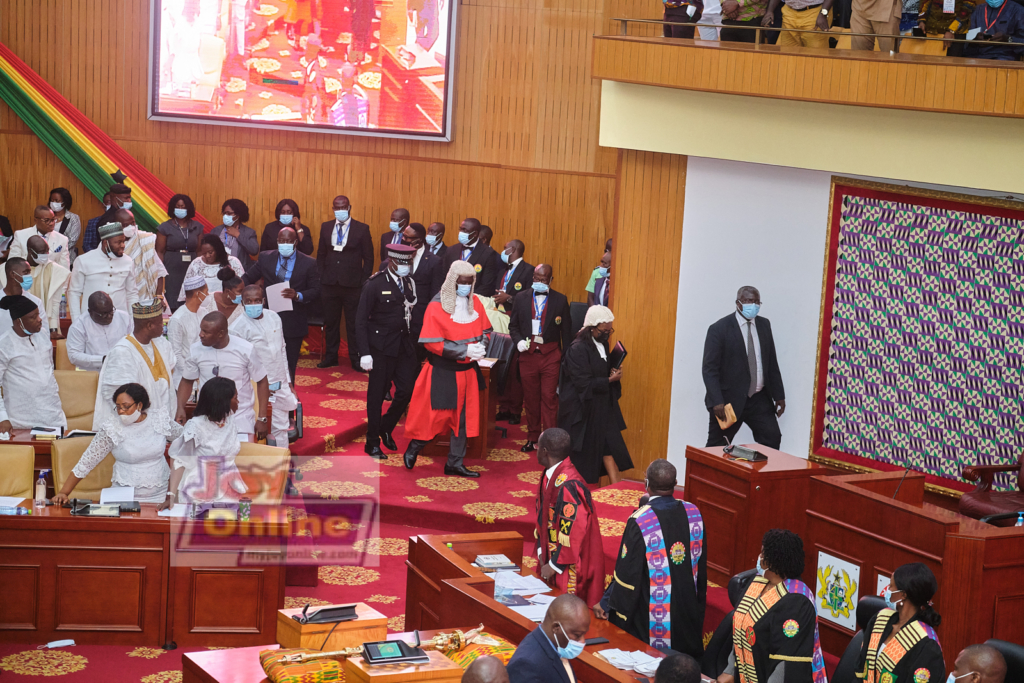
[148,0,456,140]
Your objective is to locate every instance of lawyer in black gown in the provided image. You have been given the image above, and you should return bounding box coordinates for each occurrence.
[557,304,631,484]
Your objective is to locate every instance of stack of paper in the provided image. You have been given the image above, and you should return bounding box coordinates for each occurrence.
[493,572,551,596]
[597,649,661,671]
[99,487,135,504]
[157,504,188,518]
[508,604,548,623]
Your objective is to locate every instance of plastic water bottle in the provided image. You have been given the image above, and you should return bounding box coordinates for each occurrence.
[0,507,32,515]
[35,470,48,508]
[1015,512,1023,527]
[59,293,67,319]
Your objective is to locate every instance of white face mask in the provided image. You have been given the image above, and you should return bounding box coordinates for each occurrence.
[223,214,235,226]
[123,225,138,239]
[119,409,142,426]
[395,264,411,277]
[49,201,64,212]
[946,674,977,683]
[31,251,49,265]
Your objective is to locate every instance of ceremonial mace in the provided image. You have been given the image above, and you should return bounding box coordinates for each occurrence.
[281,624,489,663]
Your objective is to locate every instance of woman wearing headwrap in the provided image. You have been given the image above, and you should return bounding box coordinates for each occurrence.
[557,305,632,484]
[0,295,67,436]
[402,261,492,477]
[199,267,246,324]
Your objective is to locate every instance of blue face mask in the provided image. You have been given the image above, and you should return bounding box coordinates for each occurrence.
[395,264,411,277]
[278,243,295,257]
[500,250,511,264]
[174,208,188,219]
[458,231,472,246]
[741,303,760,320]
[244,304,263,319]
[335,209,349,222]
[597,266,609,278]
[456,284,472,297]
[232,294,243,305]
[986,0,1004,7]
[19,273,33,290]
[883,587,902,611]
[279,214,294,225]
[389,221,403,233]
[425,234,438,246]
[532,282,549,293]
[756,555,766,577]
[554,624,585,660]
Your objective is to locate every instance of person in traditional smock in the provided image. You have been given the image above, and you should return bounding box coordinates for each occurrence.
[163,377,248,508]
[402,260,492,477]
[53,383,183,504]
[230,285,298,447]
[17,235,71,339]
[168,276,207,391]
[66,292,134,371]
[68,221,139,320]
[608,459,708,660]
[117,209,167,303]
[0,295,66,435]
[93,299,177,429]
[533,427,606,610]
[719,529,827,683]
[855,563,945,683]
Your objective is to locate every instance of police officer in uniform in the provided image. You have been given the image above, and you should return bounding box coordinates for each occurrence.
[356,243,419,459]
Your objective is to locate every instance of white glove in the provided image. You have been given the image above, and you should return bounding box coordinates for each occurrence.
[466,342,486,361]
[516,339,530,353]
[360,355,373,371]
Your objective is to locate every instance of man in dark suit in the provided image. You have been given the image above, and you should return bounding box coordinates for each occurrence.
[356,244,419,460]
[400,222,443,344]
[587,251,611,307]
[506,594,590,683]
[378,207,409,263]
[243,227,321,382]
[317,194,374,370]
[442,218,502,297]
[426,221,447,259]
[509,264,572,452]
[701,285,785,449]
[493,239,533,423]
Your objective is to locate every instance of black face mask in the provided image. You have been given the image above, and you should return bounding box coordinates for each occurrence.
[594,330,611,344]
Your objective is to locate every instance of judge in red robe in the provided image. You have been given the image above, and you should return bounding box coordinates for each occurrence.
[403,260,492,477]
[534,427,606,607]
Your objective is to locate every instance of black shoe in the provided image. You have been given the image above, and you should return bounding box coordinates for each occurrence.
[316,359,339,369]
[384,389,393,401]
[444,464,480,478]
[495,411,513,422]
[404,441,424,470]
[508,415,521,425]
[520,441,536,453]
[365,444,388,460]
[381,431,397,451]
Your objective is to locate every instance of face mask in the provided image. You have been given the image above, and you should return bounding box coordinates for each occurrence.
[122,200,133,210]
[741,303,760,319]
[457,284,472,297]
[335,209,349,222]
[554,624,585,660]
[278,243,295,257]
[501,250,511,264]
[883,587,903,611]
[425,234,438,246]
[105,244,117,259]
[597,266,609,278]
[123,225,138,239]
[232,294,243,305]
[174,208,188,219]
[244,304,264,319]
[31,252,49,265]
[986,0,1004,7]
[396,264,411,277]
[947,673,977,683]
[223,214,235,226]
[49,201,64,212]
[756,554,766,577]
[594,330,611,344]
[104,203,111,211]
[458,232,472,246]
[119,409,142,426]
[389,221,403,233]
[18,274,33,290]
[279,214,294,225]
[532,282,549,293]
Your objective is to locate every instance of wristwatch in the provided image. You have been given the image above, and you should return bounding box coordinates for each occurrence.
[821,7,829,14]
[256,416,268,423]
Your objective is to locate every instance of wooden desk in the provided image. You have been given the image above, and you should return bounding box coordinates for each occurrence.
[0,504,286,648]
[683,444,829,585]
[421,365,498,461]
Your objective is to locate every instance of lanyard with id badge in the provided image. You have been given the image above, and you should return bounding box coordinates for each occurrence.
[531,293,547,343]
[333,221,349,252]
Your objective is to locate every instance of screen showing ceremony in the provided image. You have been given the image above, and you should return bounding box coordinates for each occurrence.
[150,0,455,139]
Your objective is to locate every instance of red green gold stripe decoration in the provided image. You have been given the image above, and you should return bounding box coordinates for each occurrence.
[0,42,212,233]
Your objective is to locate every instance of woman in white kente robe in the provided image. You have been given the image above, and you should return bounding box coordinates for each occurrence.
[164,376,248,508]
[0,294,66,434]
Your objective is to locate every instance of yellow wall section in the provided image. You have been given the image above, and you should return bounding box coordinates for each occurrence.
[599,80,1024,194]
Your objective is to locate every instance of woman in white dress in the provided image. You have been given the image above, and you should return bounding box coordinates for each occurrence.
[162,376,248,508]
[52,383,183,504]
[199,267,245,325]
[177,234,244,302]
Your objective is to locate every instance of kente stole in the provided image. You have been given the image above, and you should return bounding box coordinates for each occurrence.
[126,336,170,385]
[636,501,703,648]
[863,609,941,683]
[732,578,828,683]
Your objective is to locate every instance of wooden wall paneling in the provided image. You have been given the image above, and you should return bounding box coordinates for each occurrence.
[941,533,985,672]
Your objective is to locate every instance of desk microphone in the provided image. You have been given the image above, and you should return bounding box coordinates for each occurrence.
[892,468,911,499]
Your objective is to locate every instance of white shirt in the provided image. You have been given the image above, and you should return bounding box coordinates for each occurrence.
[593,337,607,360]
[178,255,245,302]
[413,245,425,273]
[169,414,248,503]
[501,257,523,292]
[332,218,352,251]
[230,311,299,417]
[0,290,48,340]
[182,336,267,434]
[167,304,203,389]
[0,330,67,430]
[10,227,71,270]
[68,248,139,320]
[65,309,134,371]
[735,311,764,393]
[93,335,177,429]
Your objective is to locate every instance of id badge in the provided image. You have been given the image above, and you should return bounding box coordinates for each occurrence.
[181,251,192,262]
[532,319,541,335]
[333,244,345,252]
[943,0,954,11]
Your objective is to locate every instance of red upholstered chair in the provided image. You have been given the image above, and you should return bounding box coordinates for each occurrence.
[959,454,1024,527]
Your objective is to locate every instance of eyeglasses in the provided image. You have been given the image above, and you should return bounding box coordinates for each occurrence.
[38,217,55,224]
[114,401,139,414]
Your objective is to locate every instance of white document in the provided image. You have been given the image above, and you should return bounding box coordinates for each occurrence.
[508,604,548,623]
[266,281,294,313]
[967,27,981,40]
[943,0,955,11]
[30,428,60,436]
[99,486,134,503]
[157,503,188,517]
[477,358,496,368]
[527,593,556,605]
[237,433,251,442]
[0,496,25,507]
[492,572,552,596]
